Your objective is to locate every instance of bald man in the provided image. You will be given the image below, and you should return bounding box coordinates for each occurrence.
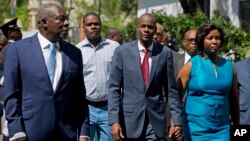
[173,29,198,78]
[153,23,164,44]
[4,3,89,141]
[105,28,123,45]
[108,13,182,141]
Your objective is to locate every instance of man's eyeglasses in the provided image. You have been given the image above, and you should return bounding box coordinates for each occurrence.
[55,15,68,23]
[185,38,195,43]
[154,32,163,36]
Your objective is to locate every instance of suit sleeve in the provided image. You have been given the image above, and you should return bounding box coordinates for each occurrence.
[78,50,90,137]
[108,47,123,125]
[4,43,26,137]
[165,50,182,125]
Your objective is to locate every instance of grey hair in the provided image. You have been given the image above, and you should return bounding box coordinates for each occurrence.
[37,3,62,23]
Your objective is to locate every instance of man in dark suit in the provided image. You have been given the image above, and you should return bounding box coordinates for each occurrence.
[0,32,7,117]
[0,18,22,99]
[235,57,250,125]
[4,3,89,141]
[0,32,8,101]
[0,18,23,141]
[108,13,182,141]
[173,29,197,79]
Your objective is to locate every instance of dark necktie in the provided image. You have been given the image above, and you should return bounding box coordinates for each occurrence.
[46,43,56,83]
[141,48,149,86]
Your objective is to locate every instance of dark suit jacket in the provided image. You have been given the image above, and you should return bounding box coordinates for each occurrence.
[235,57,250,125]
[0,41,12,101]
[4,34,89,141]
[173,52,184,79]
[108,40,182,138]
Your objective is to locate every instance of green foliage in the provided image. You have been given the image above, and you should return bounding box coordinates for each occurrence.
[124,10,250,61]
[210,10,250,61]
[74,0,137,41]
[123,17,137,41]
[153,10,208,44]
[15,0,29,30]
[0,0,29,30]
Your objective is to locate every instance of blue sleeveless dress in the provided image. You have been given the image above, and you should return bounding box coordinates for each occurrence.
[183,55,233,141]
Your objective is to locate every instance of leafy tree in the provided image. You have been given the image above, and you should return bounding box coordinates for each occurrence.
[179,0,205,14]
[74,0,137,38]
[0,0,29,30]
[124,10,250,61]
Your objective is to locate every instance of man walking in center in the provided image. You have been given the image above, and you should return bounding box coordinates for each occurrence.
[108,13,182,141]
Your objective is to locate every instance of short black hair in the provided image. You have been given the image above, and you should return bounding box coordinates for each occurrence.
[196,23,224,52]
[83,12,101,24]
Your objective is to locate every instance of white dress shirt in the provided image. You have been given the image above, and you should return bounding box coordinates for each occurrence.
[184,51,191,64]
[138,40,153,73]
[38,32,62,90]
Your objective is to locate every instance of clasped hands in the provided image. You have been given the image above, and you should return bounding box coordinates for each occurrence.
[168,118,182,141]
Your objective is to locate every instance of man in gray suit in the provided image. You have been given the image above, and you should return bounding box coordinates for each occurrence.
[235,57,250,125]
[108,13,182,141]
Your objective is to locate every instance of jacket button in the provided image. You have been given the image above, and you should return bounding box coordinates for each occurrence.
[52,112,55,115]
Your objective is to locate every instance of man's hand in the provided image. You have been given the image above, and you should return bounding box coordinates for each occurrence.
[168,119,182,141]
[79,137,89,141]
[14,137,27,141]
[111,123,124,141]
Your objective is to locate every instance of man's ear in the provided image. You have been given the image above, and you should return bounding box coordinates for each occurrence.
[8,30,12,38]
[42,19,47,24]
[182,40,186,47]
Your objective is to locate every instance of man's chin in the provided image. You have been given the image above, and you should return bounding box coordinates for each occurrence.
[60,34,68,40]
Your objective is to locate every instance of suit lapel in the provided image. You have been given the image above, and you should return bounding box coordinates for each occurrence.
[30,35,54,92]
[146,43,161,90]
[130,40,145,84]
[178,54,185,66]
[54,41,69,93]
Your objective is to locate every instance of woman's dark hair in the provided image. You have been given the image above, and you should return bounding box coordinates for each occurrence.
[196,23,224,52]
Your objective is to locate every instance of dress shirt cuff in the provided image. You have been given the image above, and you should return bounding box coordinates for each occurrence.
[80,135,90,140]
[9,132,26,141]
[0,76,4,86]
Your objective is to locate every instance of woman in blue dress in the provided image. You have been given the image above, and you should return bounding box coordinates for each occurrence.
[177,23,239,141]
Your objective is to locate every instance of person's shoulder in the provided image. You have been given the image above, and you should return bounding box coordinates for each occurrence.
[191,54,200,60]
[17,35,36,43]
[10,35,37,48]
[118,40,136,49]
[61,40,81,53]
[236,57,250,64]
[235,57,250,68]
[75,38,88,48]
[104,38,120,46]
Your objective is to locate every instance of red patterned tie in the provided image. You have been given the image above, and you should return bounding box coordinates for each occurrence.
[141,48,149,86]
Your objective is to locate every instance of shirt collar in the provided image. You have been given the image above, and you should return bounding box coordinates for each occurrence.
[37,32,60,49]
[78,37,109,48]
[138,40,153,52]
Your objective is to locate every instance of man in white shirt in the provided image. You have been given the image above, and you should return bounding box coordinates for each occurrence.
[76,12,119,141]
[173,29,197,78]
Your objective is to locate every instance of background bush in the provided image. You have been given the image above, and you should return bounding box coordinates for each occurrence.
[123,10,250,61]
